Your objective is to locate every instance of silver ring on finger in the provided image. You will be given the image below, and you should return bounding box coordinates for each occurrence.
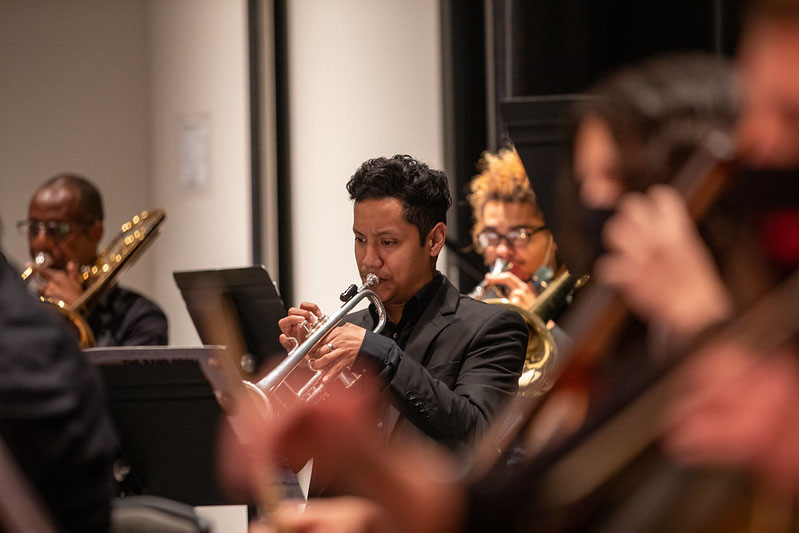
[327,342,335,352]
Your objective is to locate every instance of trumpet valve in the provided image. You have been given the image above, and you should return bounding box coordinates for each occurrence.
[309,314,329,334]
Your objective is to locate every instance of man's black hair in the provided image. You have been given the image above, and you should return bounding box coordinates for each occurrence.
[346,155,451,244]
[41,173,104,223]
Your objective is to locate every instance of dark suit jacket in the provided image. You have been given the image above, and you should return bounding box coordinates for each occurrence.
[0,252,117,531]
[346,275,527,449]
[88,285,168,347]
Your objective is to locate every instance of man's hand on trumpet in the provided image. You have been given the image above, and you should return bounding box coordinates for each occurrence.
[278,302,325,352]
[278,302,368,383]
[311,323,367,384]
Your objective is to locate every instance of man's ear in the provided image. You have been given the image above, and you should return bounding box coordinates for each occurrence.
[427,222,446,257]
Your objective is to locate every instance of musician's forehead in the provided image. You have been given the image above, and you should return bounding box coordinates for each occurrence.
[29,186,81,222]
[482,200,542,229]
[352,197,415,235]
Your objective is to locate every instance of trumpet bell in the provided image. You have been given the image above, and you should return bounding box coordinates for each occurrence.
[478,268,585,395]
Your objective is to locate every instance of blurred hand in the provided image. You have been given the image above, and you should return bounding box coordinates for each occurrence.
[35,261,83,305]
[595,185,733,337]
[250,497,393,533]
[663,341,799,492]
[279,302,325,353]
[484,271,538,309]
[217,384,463,533]
[219,380,378,486]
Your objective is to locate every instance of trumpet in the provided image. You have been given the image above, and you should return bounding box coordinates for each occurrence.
[245,273,386,415]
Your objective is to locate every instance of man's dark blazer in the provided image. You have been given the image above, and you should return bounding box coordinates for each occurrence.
[0,251,117,531]
[88,285,168,347]
[345,275,527,449]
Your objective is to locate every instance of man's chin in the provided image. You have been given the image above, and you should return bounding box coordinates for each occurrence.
[372,285,393,305]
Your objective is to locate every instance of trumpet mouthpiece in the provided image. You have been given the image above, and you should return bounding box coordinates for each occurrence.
[364,273,379,287]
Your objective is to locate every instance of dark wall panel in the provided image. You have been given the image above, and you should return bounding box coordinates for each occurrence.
[443,0,743,287]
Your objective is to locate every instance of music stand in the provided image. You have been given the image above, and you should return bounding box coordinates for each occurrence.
[173,266,287,377]
[86,346,303,506]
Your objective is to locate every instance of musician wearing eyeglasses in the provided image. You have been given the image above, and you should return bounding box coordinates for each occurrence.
[467,147,558,309]
[19,173,167,346]
[277,155,527,451]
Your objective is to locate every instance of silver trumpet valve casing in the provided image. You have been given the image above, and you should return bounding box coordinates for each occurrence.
[251,273,386,408]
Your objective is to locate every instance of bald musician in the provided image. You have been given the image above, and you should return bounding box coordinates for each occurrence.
[19,173,167,346]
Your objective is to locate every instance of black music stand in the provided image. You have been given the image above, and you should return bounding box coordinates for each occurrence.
[86,346,304,506]
[173,266,287,377]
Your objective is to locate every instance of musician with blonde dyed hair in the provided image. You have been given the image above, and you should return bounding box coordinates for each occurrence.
[467,147,558,309]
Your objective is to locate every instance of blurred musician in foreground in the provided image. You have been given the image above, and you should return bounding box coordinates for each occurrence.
[277,155,527,450]
[600,0,799,492]
[0,248,117,531]
[568,53,738,276]
[554,54,740,416]
[19,173,167,346]
[467,147,557,308]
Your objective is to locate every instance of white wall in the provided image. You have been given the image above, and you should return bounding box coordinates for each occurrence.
[0,0,152,292]
[287,0,444,312]
[147,0,251,345]
[0,0,444,343]
[0,1,251,347]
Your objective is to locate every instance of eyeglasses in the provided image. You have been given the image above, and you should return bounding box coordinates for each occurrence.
[477,226,548,249]
[16,219,84,240]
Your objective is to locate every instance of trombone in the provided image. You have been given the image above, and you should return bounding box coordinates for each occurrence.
[20,209,166,348]
[483,268,584,394]
[469,260,585,395]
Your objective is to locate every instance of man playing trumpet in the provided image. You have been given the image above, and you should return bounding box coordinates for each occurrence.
[278,154,528,450]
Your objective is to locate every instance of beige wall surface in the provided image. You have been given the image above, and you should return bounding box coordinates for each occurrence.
[0,0,445,346]
[287,0,445,313]
[0,0,251,346]
[0,0,152,291]
[147,0,251,345]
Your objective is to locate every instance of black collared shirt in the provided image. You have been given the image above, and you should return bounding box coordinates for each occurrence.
[87,285,168,347]
[354,272,443,386]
